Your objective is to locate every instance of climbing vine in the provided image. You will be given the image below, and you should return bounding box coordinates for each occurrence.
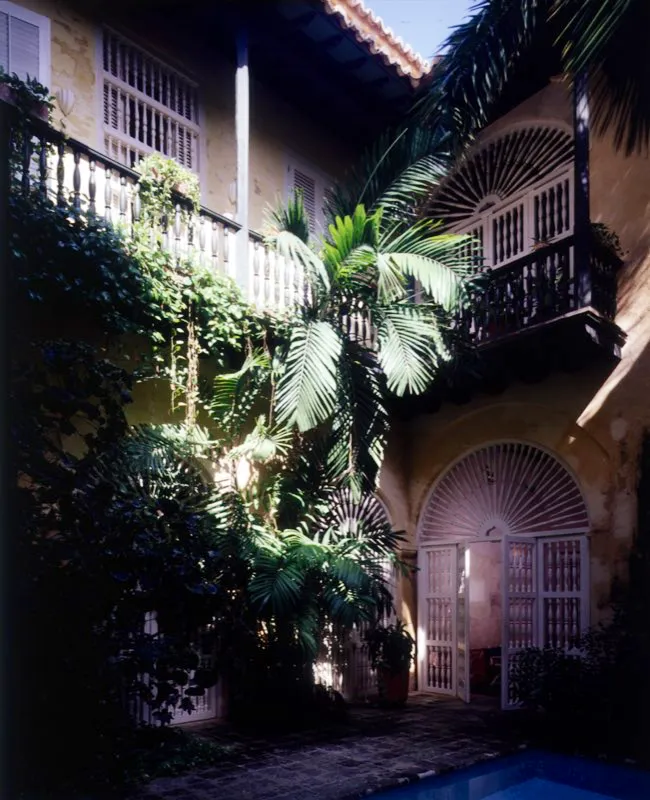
[135,152,201,223]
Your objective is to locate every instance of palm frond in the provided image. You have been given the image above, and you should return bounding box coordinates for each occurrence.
[323,206,379,276]
[266,190,311,243]
[326,125,453,220]
[415,0,546,146]
[226,416,293,464]
[325,342,388,492]
[275,319,342,432]
[264,191,330,295]
[381,222,472,310]
[554,0,650,154]
[211,351,270,412]
[376,304,450,396]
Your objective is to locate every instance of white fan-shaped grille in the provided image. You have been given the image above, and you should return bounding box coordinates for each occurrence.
[429,126,574,225]
[420,443,589,542]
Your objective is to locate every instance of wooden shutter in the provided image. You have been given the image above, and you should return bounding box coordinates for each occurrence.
[0,3,48,83]
[101,29,201,171]
[287,159,329,235]
[292,166,317,233]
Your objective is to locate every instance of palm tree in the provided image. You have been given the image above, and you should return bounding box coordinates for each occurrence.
[420,0,650,155]
[264,192,472,495]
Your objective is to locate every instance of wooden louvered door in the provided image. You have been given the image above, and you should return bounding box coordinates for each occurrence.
[501,536,538,709]
[501,534,589,709]
[455,542,470,703]
[421,545,456,694]
[419,544,470,700]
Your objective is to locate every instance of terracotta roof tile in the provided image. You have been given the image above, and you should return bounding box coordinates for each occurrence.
[321,0,432,86]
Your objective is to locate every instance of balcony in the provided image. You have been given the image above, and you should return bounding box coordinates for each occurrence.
[7,110,624,372]
[7,109,306,313]
[459,234,621,347]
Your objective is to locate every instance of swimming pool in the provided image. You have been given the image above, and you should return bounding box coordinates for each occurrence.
[370,751,650,800]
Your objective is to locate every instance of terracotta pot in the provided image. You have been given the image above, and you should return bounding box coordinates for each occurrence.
[0,83,49,121]
[378,668,410,707]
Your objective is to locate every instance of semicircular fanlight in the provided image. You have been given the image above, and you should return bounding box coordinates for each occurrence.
[420,442,589,543]
[429,125,574,226]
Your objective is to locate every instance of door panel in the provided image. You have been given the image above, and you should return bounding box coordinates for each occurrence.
[538,536,588,652]
[501,534,589,709]
[456,543,470,703]
[420,546,456,694]
[501,537,537,708]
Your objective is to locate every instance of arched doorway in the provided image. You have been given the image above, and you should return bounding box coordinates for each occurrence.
[416,442,590,709]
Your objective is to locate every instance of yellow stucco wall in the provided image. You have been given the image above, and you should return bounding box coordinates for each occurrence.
[378,85,650,652]
[13,0,352,230]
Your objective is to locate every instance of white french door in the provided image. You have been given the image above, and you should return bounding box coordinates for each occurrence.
[501,534,589,708]
[419,544,470,701]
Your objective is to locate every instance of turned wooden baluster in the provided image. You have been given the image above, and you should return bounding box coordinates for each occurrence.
[132,183,140,224]
[55,141,66,206]
[104,167,113,222]
[72,150,82,211]
[88,160,97,215]
[21,133,32,195]
[119,176,128,225]
[211,220,219,274]
[38,137,47,197]
[198,216,207,268]
[173,203,182,264]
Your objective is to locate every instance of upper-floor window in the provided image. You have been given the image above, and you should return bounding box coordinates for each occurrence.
[102,29,200,172]
[429,125,575,271]
[286,157,330,236]
[0,1,50,85]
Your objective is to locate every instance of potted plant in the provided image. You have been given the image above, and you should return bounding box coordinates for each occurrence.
[0,70,52,121]
[365,620,414,707]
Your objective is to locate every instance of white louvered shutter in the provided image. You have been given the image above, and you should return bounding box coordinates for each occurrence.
[293,167,317,233]
[0,4,48,83]
[287,160,328,235]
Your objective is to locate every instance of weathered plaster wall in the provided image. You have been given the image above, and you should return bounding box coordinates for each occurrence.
[379,102,650,650]
[14,0,353,229]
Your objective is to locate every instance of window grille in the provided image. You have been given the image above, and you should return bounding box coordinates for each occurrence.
[102,29,200,172]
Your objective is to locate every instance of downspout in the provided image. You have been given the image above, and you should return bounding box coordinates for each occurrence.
[573,70,592,308]
[235,26,250,298]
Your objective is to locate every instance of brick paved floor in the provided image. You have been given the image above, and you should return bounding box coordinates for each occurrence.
[135,695,529,800]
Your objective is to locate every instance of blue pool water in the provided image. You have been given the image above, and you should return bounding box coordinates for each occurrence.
[370,751,650,800]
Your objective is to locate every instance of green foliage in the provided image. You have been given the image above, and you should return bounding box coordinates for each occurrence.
[135,151,201,221]
[420,0,650,154]
[117,727,236,785]
[510,431,650,761]
[266,194,472,490]
[0,68,54,118]
[8,78,462,794]
[365,620,415,676]
[591,221,624,260]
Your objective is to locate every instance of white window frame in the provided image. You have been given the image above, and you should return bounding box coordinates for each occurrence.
[100,26,202,175]
[284,153,331,237]
[0,1,51,86]
[451,164,574,271]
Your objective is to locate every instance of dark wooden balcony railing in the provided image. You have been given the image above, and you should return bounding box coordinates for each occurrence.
[5,104,621,350]
[457,234,620,345]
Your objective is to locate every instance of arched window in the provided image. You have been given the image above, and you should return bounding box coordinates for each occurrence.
[429,125,575,271]
[419,441,589,542]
